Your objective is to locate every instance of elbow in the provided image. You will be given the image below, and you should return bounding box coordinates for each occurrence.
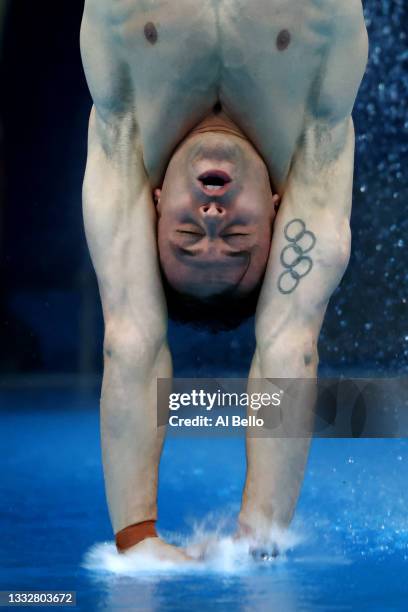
[103,317,168,371]
[256,328,319,377]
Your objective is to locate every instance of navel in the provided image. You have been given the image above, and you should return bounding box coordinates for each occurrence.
[144,22,158,45]
[276,29,291,51]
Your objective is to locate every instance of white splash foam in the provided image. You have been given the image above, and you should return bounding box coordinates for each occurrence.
[83,541,197,575]
[82,524,304,577]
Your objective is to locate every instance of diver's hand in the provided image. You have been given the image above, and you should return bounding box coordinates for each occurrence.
[122,537,196,563]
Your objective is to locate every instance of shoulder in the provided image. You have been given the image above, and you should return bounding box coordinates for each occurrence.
[311,0,368,125]
[81,0,133,121]
[330,0,369,65]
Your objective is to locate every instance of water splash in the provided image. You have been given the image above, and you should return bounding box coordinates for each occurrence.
[82,522,303,577]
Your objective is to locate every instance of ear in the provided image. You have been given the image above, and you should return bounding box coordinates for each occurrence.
[153,188,162,207]
[272,193,281,211]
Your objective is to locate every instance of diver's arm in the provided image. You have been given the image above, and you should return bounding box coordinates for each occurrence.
[252,0,368,346]
[255,116,355,347]
[239,7,368,538]
[83,107,170,534]
[81,1,170,536]
[240,117,354,536]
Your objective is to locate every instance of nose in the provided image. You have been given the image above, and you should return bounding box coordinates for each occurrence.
[199,203,226,237]
[199,202,226,218]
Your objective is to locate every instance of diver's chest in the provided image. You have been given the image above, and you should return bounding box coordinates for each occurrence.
[112,0,330,91]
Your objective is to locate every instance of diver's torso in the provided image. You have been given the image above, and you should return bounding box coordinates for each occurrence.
[98,0,350,189]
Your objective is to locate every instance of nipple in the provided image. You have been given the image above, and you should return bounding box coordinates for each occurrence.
[144,22,158,45]
[277,29,291,51]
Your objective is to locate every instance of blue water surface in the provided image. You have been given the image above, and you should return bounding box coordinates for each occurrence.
[0,388,407,611]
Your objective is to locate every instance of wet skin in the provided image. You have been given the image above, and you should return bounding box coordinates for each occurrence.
[80,0,368,558]
[155,119,280,299]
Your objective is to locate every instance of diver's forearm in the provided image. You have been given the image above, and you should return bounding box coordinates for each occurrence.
[100,341,171,534]
[240,334,318,536]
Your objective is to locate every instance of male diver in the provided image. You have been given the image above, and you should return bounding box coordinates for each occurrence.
[80,0,368,561]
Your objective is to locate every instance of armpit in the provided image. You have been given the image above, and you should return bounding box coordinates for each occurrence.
[292,116,354,189]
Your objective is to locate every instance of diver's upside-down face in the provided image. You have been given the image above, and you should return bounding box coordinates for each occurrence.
[155,133,278,300]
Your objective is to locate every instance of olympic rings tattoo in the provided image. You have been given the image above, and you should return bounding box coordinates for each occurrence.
[278,219,316,294]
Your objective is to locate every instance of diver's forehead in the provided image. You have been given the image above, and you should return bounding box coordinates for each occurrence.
[170,243,250,267]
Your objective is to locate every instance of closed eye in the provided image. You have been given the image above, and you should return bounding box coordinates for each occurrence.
[177,230,204,236]
[222,233,248,238]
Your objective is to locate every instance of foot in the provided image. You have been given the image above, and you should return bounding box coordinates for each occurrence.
[123,536,196,564]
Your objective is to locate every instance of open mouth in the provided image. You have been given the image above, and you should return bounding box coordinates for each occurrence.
[197,170,232,196]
